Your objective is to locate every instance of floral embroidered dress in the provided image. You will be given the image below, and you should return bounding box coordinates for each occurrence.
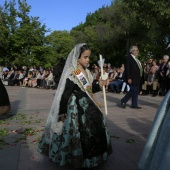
[38,69,112,169]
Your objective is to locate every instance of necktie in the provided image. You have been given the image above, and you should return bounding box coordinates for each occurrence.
[135,58,143,77]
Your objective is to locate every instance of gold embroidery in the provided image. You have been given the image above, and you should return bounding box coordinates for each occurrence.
[73,69,81,75]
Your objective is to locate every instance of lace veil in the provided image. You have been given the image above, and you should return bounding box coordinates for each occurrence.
[44,43,88,144]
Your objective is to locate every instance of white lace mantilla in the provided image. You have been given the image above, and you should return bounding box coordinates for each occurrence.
[43,43,90,144]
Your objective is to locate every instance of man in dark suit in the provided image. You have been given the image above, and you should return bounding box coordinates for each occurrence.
[121,46,143,109]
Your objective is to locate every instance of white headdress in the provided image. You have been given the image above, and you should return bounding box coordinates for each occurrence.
[43,43,91,143]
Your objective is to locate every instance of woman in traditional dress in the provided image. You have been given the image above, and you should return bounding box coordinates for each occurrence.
[38,43,112,169]
[0,78,10,115]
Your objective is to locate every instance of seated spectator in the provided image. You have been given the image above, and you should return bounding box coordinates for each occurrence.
[158,55,169,96]
[92,68,99,80]
[107,65,113,74]
[16,70,24,86]
[28,70,36,87]
[109,67,124,93]
[147,67,159,97]
[22,71,33,87]
[2,70,9,80]
[29,66,34,72]
[152,59,159,71]
[34,70,42,88]
[40,70,49,88]
[13,70,24,85]
[106,68,118,92]
[158,59,163,67]
[103,63,107,68]
[39,66,43,74]
[142,60,152,95]
[92,63,98,70]
[45,70,54,89]
[2,72,9,85]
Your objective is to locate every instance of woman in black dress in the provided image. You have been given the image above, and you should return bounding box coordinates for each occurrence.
[0,78,10,115]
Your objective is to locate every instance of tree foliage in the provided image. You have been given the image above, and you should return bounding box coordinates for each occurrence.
[0,0,170,67]
[0,0,49,66]
[123,0,170,58]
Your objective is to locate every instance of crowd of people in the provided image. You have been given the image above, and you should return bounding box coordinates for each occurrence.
[91,55,170,97]
[0,66,56,89]
[0,54,169,96]
[141,55,170,96]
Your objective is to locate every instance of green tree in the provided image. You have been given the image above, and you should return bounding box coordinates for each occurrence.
[0,0,49,66]
[123,0,170,58]
[45,30,75,64]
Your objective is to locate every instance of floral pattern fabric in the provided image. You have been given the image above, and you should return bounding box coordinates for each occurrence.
[38,89,112,169]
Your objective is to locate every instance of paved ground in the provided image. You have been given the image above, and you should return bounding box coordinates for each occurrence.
[0,86,163,170]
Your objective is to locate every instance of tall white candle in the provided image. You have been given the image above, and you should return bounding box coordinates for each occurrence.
[99,54,108,115]
[99,54,104,79]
